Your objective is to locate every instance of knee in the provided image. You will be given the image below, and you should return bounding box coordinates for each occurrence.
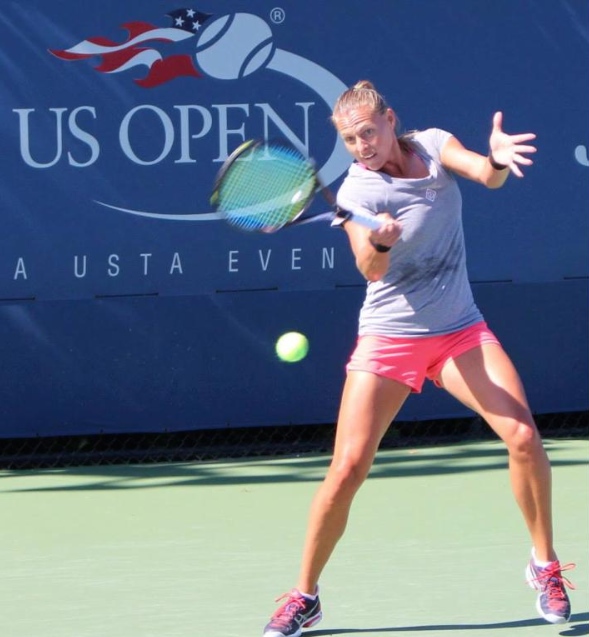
[504,420,543,460]
[325,457,369,501]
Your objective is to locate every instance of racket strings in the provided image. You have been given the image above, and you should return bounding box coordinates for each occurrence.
[218,145,317,231]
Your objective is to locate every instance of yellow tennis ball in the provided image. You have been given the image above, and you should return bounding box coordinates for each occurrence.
[275,331,309,363]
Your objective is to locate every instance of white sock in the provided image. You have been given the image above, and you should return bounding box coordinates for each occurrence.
[298,589,318,601]
[532,547,554,568]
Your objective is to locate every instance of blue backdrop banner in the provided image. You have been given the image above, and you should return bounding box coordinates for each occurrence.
[0,1,587,436]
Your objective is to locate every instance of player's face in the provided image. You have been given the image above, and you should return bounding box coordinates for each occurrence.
[335,106,396,171]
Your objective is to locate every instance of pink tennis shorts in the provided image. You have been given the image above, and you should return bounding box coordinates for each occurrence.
[346,321,500,393]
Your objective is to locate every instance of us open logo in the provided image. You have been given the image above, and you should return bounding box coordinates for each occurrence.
[47,9,352,221]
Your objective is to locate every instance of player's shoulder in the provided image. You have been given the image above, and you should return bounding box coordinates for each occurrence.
[409,128,454,161]
[339,162,384,195]
[411,128,453,146]
[345,162,381,180]
[335,162,383,219]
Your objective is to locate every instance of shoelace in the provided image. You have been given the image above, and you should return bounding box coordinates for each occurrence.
[531,562,576,600]
[269,591,309,629]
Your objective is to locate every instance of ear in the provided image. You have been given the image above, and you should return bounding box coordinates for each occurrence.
[386,108,396,128]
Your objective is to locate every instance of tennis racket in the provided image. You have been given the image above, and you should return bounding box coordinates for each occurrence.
[210,138,382,233]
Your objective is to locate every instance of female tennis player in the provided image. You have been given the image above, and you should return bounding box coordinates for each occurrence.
[262,81,575,637]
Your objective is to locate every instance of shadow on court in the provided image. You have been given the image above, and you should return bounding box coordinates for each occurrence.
[1,439,587,492]
[306,612,589,635]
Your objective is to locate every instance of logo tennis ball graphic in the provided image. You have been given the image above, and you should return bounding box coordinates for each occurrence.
[195,13,275,80]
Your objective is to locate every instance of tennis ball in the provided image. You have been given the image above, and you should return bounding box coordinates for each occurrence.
[275,332,309,363]
[195,13,274,79]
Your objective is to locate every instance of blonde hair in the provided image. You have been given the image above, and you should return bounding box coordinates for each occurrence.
[331,80,389,121]
[332,80,414,151]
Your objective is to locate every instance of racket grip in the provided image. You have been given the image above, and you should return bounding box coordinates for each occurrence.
[345,206,383,230]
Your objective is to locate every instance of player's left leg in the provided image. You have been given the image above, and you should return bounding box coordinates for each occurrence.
[436,342,574,624]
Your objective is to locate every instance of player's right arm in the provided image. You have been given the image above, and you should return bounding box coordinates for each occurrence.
[343,212,401,282]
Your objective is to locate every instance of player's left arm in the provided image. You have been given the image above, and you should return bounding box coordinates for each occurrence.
[441,112,537,188]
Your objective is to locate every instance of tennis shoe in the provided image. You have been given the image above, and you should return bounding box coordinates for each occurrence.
[526,555,575,624]
[263,588,322,637]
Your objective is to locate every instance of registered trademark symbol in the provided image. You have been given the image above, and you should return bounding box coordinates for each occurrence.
[270,7,285,24]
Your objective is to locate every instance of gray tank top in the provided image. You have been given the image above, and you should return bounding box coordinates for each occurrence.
[336,128,483,337]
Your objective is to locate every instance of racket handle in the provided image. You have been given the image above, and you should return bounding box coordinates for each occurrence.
[338,203,383,230]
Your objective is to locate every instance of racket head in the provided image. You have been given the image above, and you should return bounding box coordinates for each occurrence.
[210,139,318,233]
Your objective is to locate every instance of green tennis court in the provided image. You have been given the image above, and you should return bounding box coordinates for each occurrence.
[1,438,587,637]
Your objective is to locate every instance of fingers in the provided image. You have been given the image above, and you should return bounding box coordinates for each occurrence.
[507,153,536,178]
[370,213,402,247]
[510,164,524,178]
[373,211,395,226]
[490,111,537,177]
[491,113,537,149]
[492,112,535,138]
[512,154,534,175]
[513,143,537,153]
[492,143,537,168]
[513,153,535,164]
[510,133,537,145]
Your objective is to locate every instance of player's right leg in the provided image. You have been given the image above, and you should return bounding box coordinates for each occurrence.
[263,371,410,637]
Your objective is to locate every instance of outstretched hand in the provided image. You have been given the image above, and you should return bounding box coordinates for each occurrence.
[489,112,537,178]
